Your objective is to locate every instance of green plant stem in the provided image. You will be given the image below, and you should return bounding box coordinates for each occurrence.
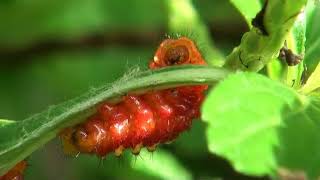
[224,0,307,72]
[0,65,230,176]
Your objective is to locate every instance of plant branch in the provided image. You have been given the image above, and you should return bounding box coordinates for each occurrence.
[224,0,307,72]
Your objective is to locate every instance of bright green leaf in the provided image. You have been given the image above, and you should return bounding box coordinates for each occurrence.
[301,63,320,94]
[202,72,320,179]
[131,149,192,180]
[0,65,229,176]
[305,1,320,74]
[266,58,285,81]
[229,0,261,28]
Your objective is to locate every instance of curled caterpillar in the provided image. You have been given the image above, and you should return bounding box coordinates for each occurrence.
[60,37,208,157]
[0,161,27,180]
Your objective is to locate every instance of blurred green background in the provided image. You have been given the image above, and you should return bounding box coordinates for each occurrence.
[0,0,264,179]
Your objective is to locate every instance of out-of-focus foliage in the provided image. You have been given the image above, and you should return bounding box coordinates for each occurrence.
[0,0,241,47]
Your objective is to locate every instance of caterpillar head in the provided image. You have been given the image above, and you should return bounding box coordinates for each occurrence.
[149,37,206,69]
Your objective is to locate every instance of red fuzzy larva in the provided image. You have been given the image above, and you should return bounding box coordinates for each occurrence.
[60,37,208,157]
[0,161,27,180]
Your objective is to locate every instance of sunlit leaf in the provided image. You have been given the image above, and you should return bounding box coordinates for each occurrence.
[202,72,320,179]
[305,2,320,75]
[301,63,320,94]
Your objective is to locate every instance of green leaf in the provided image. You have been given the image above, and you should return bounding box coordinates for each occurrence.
[202,72,320,179]
[305,1,320,74]
[0,65,229,176]
[301,63,320,94]
[224,0,307,72]
[266,58,285,81]
[276,94,320,179]
[229,0,261,28]
[0,119,16,128]
[131,149,192,180]
[285,10,306,88]
[166,0,225,67]
[173,121,208,157]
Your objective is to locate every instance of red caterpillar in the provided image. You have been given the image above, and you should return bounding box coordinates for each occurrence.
[0,161,27,180]
[60,37,208,157]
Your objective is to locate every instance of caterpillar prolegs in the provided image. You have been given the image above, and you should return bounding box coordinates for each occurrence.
[60,37,208,157]
[0,161,27,180]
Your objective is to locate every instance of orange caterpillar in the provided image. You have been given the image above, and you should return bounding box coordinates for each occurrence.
[0,161,27,180]
[60,37,208,157]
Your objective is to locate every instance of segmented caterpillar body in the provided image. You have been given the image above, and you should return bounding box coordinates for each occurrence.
[0,161,27,180]
[60,37,208,157]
